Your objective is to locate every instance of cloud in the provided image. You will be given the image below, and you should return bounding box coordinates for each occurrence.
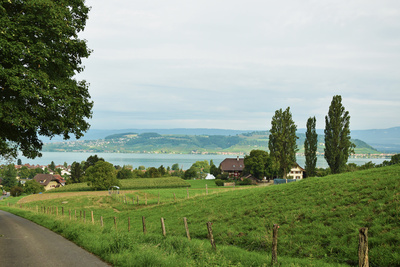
[77,0,400,130]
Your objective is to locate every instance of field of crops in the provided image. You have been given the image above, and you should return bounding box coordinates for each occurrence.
[46,177,190,193]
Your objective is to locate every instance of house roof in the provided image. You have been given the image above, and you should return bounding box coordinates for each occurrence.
[33,174,62,186]
[53,174,66,184]
[220,157,245,172]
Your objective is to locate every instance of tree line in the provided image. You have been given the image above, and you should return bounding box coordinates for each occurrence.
[242,95,354,179]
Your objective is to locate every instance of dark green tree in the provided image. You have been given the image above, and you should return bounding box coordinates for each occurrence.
[70,161,84,183]
[49,161,56,172]
[304,117,318,177]
[117,167,133,179]
[18,166,31,179]
[146,167,161,178]
[210,161,221,177]
[171,163,180,171]
[268,107,298,178]
[390,153,400,165]
[85,161,120,190]
[183,166,197,180]
[1,164,17,190]
[158,165,166,176]
[0,0,93,160]
[84,155,105,171]
[324,95,355,174]
[244,149,276,179]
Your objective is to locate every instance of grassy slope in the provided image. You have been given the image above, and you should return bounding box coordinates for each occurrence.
[2,166,399,266]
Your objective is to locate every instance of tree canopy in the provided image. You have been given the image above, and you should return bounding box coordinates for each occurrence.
[0,0,93,160]
[324,95,355,174]
[268,107,298,178]
[85,161,120,190]
[243,149,276,179]
[304,116,318,177]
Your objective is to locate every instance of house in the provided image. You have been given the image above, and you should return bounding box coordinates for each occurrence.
[219,157,244,178]
[53,174,66,186]
[287,163,305,179]
[33,174,64,191]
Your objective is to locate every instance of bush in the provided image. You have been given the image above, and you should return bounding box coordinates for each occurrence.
[235,178,252,185]
[10,186,23,197]
[215,179,224,186]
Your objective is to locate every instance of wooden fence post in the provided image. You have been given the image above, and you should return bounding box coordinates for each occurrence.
[100,216,104,227]
[272,224,279,265]
[206,184,208,195]
[62,207,64,216]
[91,211,94,225]
[173,193,176,202]
[137,196,139,205]
[84,211,86,223]
[158,192,160,205]
[75,210,77,221]
[183,217,191,240]
[161,218,166,237]
[69,210,71,220]
[145,193,147,205]
[206,222,216,250]
[358,227,369,267]
[114,217,117,230]
[128,217,131,232]
[187,187,189,199]
[56,206,59,216]
[142,216,147,234]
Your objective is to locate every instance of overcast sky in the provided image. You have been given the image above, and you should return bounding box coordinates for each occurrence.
[76,0,400,131]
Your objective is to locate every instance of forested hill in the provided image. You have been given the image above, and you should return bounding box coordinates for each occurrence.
[42,131,381,154]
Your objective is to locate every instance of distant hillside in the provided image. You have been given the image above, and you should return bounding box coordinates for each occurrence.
[351,127,400,153]
[43,131,382,155]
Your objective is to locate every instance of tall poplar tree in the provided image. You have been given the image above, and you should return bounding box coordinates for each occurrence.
[268,107,298,179]
[0,0,93,160]
[304,116,318,177]
[324,95,355,174]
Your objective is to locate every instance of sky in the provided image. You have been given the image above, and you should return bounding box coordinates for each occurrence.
[76,0,400,131]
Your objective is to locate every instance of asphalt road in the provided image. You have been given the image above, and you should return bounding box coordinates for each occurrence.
[0,210,110,267]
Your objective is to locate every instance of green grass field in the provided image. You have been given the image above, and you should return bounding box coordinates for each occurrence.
[1,165,399,266]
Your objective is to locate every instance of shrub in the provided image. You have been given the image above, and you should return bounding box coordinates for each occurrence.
[215,179,224,186]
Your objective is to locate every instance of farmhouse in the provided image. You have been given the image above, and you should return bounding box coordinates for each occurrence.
[33,174,64,191]
[220,157,244,178]
[287,163,305,179]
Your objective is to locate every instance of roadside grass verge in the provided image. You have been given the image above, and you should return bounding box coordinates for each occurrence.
[1,165,399,266]
[0,207,347,267]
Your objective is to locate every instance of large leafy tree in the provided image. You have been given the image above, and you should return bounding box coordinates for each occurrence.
[304,116,318,177]
[243,149,276,180]
[324,95,355,174]
[268,107,298,179]
[85,161,120,190]
[0,0,93,160]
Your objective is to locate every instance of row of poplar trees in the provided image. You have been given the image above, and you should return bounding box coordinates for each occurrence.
[269,95,354,178]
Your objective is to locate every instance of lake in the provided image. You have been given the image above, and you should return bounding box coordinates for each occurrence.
[7,152,388,170]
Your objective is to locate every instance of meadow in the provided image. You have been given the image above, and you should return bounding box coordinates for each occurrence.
[1,165,399,266]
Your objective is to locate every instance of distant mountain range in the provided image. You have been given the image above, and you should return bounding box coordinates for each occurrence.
[41,127,400,154]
